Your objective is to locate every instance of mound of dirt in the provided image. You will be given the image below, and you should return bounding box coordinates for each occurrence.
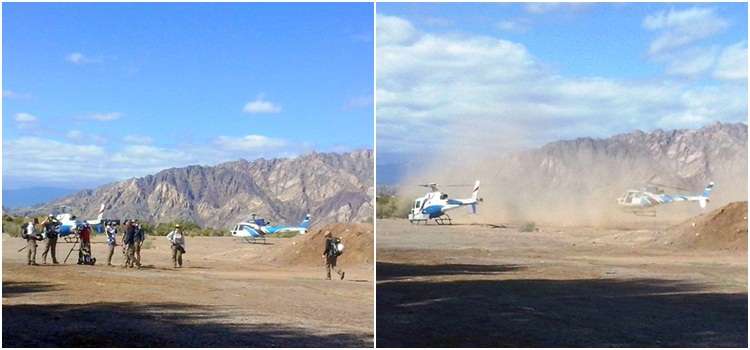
[271,223,373,266]
[666,201,747,251]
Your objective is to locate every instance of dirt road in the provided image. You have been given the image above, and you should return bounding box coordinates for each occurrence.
[376,219,747,347]
[3,233,373,347]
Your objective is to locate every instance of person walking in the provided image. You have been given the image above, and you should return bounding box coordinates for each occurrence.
[40,214,59,264]
[24,218,41,265]
[133,220,144,268]
[105,223,117,266]
[166,224,186,268]
[322,231,345,280]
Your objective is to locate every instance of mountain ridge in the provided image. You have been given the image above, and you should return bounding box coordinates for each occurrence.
[17,150,374,229]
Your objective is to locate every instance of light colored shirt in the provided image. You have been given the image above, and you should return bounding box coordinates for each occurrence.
[106,226,117,246]
[166,230,185,248]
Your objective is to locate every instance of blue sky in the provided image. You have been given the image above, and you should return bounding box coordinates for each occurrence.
[377,3,747,165]
[3,3,373,189]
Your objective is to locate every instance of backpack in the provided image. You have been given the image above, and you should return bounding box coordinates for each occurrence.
[334,239,344,256]
[20,223,29,239]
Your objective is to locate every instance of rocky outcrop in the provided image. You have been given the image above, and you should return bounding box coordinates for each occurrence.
[21,150,373,228]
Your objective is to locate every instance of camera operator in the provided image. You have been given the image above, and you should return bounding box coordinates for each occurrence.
[41,214,60,265]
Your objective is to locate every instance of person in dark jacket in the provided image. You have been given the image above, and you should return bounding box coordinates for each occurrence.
[40,214,60,264]
[122,220,137,268]
[133,220,144,268]
[322,231,344,280]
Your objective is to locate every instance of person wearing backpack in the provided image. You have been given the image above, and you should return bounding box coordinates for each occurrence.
[40,214,60,264]
[166,224,186,268]
[23,218,41,265]
[322,231,345,280]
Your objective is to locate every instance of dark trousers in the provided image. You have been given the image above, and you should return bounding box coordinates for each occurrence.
[41,237,58,264]
[171,245,183,267]
[326,255,343,279]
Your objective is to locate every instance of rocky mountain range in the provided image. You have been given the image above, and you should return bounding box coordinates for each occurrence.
[20,150,373,229]
[408,122,747,224]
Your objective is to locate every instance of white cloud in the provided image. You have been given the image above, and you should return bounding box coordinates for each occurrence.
[663,46,719,77]
[3,90,31,99]
[714,41,748,81]
[643,7,728,56]
[215,134,287,151]
[66,52,99,64]
[15,113,38,123]
[376,15,748,157]
[377,15,419,46]
[496,19,531,33]
[87,112,122,121]
[243,95,282,114]
[523,3,561,14]
[123,134,154,145]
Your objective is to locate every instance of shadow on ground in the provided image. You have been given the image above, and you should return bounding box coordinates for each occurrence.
[3,281,60,297]
[4,283,370,347]
[377,262,523,280]
[376,262,748,347]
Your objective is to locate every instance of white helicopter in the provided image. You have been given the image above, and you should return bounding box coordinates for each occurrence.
[408,180,482,225]
[230,214,311,244]
[52,204,107,241]
[617,181,714,216]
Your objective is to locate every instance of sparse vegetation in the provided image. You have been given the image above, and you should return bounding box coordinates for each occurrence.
[142,221,228,237]
[520,222,537,232]
[376,186,411,219]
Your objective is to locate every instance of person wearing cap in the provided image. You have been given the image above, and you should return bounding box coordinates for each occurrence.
[40,214,60,264]
[166,224,186,268]
[122,220,137,268]
[322,231,345,280]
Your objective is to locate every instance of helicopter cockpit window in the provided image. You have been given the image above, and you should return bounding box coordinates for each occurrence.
[440,193,448,200]
[415,200,421,208]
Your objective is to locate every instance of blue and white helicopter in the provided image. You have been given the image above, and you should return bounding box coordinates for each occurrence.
[408,180,482,225]
[230,214,311,244]
[617,181,714,216]
[52,204,107,241]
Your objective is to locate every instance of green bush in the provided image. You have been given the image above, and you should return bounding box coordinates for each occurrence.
[376,194,411,219]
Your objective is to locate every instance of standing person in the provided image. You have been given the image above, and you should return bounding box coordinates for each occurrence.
[40,214,59,264]
[322,231,345,280]
[105,223,117,266]
[133,220,144,268]
[122,220,136,268]
[166,224,186,268]
[23,218,41,265]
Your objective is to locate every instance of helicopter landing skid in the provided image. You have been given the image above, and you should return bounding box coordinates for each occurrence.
[434,215,453,225]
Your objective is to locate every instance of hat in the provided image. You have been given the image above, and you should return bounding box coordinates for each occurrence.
[324,231,332,237]
[175,224,181,228]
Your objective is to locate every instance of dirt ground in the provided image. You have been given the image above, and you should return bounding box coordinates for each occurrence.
[376,218,748,347]
[3,232,373,347]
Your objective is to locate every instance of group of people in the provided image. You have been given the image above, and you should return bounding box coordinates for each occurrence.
[23,216,188,269]
[23,215,342,280]
[21,214,61,265]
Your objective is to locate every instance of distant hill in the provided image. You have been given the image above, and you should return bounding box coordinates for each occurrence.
[18,150,373,229]
[405,122,748,225]
[2,187,79,209]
